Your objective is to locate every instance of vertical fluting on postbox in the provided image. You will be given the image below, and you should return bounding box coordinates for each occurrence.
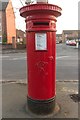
[20,2,62,115]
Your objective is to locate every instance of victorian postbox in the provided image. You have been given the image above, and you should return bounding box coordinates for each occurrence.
[20,2,62,114]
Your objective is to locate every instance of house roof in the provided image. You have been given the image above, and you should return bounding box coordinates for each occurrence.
[63,30,79,34]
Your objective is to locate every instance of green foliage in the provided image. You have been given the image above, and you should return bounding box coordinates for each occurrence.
[2,33,7,43]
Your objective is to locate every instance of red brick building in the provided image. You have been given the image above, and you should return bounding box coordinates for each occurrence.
[6,0,16,44]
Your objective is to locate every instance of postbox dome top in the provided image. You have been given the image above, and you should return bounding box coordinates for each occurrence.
[20,3,62,18]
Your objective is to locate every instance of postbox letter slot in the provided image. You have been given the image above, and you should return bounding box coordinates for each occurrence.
[33,22,49,26]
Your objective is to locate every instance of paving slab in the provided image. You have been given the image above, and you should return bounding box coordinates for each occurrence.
[1,81,79,119]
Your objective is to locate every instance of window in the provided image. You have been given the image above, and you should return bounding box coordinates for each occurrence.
[0,23,2,31]
[0,18,1,23]
[0,36,2,43]
[0,14,1,19]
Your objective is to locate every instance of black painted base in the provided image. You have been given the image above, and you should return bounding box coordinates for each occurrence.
[27,96,55,115]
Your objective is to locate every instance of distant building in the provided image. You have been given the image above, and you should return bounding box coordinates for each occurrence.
[0,0,16,44]
[16,29,26,44]
[6,0,16,44]
[56,34,62,43]
[62,30,80,42]
[1,0,25,45]
[56,30,80,43]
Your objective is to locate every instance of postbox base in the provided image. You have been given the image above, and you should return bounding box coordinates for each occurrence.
[27,96,55,115]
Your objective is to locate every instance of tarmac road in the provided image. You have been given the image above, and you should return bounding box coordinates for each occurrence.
[56,44,78,81]
[2,43,78,82]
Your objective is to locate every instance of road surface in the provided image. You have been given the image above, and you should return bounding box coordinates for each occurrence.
[1,44,78,81]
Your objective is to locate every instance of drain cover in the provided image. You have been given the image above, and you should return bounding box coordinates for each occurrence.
[70,94,80,102]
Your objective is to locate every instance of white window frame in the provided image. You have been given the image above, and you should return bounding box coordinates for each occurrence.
[0,36,2,43]
[0,23,2,31]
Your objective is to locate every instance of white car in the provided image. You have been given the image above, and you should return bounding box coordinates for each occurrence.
[66,40,70,45]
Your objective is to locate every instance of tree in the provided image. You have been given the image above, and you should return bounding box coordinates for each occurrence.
[2,33,7,43]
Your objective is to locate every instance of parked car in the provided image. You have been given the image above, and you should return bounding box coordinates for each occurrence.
[66,40,76,46]
[66,40,70,45]
[69,40,76,46]
[59,40,62,43]
[56,40,62,44]
[56,41,59,44]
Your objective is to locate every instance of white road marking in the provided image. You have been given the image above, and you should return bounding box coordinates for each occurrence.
[1,56,70,61]
[1,55,75,61]
[11,57,26,60]
[0,55,26,60]
[56,56,69,59]
[0,56,10,60]
[0,56,9,58]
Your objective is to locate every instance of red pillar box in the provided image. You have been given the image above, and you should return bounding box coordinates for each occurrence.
[20,3,62,114]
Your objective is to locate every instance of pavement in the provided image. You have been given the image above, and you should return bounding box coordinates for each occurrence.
[1,80,79,119]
